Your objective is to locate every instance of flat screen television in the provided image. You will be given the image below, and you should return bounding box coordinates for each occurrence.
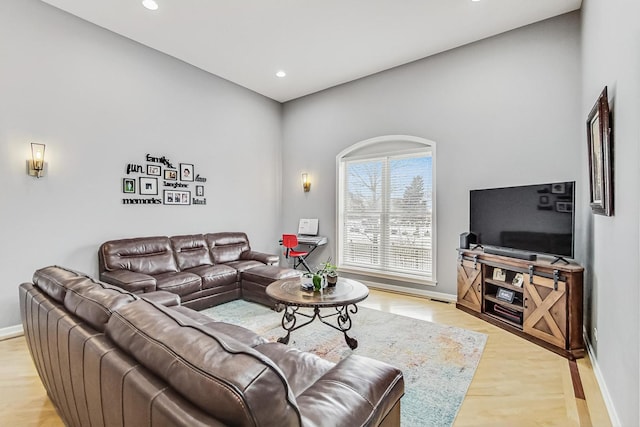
[470,181,575,260]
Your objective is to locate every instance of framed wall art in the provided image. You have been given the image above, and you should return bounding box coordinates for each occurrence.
[139,177,158,195]
[586,86,613,216]
[196,185,204,197]
[123,178,135,194]
[147,165,161,176]
[164,169,177,181]
[556,201,573,213]
[180,163,194,182]
[164,190,191,205]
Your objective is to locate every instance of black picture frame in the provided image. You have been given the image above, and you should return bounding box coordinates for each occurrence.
[537,195,552,210]
[139,177,158,195]
[163,190,191,205]
[180,163,194,182]
[123,178,135,194]
[195,185,204,197]
[587,86,613,216]
[147,165,161,176]
[164,169,177,181]
[556,201,573,213]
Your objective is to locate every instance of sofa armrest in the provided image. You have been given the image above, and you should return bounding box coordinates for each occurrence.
[100,270,157,293]
[142,290,181,307]
[296,355,404,427]
[241,250,279,266]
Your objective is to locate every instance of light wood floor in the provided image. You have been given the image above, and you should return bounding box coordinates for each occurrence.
[0,289,611,426]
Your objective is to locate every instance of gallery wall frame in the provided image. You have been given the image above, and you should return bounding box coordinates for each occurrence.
[180,163,194,182]
[164,190,191,205]
[139,177,158,195]
[147,165,161,176]
[586,86,613,216]
[123,178,135,193]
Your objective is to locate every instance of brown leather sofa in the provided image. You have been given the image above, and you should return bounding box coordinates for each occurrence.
[20,266,403,427]
[99,232,300,310]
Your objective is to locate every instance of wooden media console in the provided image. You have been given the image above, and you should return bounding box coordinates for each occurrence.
[456,248,584,359]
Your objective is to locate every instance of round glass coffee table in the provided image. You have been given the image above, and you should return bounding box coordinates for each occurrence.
[266,277,369,349]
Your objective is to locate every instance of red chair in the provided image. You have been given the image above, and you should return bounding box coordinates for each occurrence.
[282,234,311,272]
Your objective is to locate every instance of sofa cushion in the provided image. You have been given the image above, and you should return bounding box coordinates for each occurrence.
[170,234,214,270]
[32,265,93,303]
[297,355,404,427]
[155,271,201,296]
[32,266,137,330]
[205,232,251,264]
[170,306,269,348]
[106,300,301,427]
[242,265,302,283]
[185,264,238,290]
[142,290,181,307]
[59,270,138,332]
[100,236,179,275]
[254,342,335,397]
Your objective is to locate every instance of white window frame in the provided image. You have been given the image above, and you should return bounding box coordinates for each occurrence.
[336,135,437,286]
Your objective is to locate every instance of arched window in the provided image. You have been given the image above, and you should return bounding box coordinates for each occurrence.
[336,135,436,285]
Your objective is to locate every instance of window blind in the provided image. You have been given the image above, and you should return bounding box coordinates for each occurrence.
[338,151,433,281]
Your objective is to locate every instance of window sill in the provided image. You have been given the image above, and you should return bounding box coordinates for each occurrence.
[337,265,436,287]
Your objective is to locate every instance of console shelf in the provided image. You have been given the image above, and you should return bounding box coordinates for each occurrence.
[456,248,584,359]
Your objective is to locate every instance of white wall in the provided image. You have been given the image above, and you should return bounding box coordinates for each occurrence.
[0,0,283,327]
[580,1,640,425]
[282,12,582,295]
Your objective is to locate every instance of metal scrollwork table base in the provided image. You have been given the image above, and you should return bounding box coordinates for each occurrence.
[266,277,369,350]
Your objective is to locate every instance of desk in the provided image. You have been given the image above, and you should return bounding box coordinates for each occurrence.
[266,277,369,349]
[280,235,327,272]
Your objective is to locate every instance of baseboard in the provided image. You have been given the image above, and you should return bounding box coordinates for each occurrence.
[361,280,457,303]
[0,324,24,341]
[583,328,621,427]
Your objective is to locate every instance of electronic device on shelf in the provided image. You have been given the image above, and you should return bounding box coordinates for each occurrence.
[469,181,575,263]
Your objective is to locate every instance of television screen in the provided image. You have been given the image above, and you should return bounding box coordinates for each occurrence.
[470,182,575,258]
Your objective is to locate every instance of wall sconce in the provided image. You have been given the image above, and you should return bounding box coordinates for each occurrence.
[302,173,311,192]
[28,143,46,178]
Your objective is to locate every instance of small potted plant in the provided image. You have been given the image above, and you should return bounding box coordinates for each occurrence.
[319,258,338,287]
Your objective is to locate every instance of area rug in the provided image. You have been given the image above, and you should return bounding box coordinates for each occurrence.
[200,300,486,427]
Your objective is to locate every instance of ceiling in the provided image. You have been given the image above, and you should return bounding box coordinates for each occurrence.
[41,0,582,103]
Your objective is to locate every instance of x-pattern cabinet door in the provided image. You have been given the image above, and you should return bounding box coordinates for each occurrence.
[457,260,482,313]
[523,274,567,348]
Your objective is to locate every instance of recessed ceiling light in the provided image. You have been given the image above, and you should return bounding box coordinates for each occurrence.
[142,0,159,11]
[276,70,287,78]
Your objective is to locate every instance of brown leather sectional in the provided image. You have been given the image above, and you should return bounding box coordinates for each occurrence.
[99,232,300,310]
[20,266,404,426]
